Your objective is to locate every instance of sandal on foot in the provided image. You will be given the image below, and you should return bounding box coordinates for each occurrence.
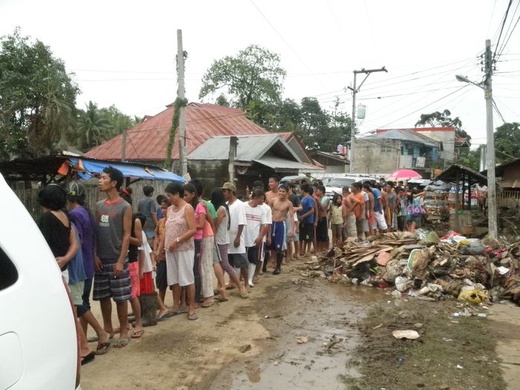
[113,338,130,348]
[187,313,199,321]
[201,300,214,308]
[216,296,229,302]
[95,341,111,355]
[81,351,96,365]
[240,292,249,299]
[131,329,144,339]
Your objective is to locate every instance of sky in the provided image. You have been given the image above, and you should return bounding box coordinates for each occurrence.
[1,0,519,148]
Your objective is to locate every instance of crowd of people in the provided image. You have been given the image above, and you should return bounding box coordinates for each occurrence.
[35,167,427,368]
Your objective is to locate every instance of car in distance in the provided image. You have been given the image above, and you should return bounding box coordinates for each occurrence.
[0,174,81,390]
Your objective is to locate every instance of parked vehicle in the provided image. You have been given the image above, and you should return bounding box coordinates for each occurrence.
[280,174,313,187]
[0,174,81,390]
[325,176,358,196]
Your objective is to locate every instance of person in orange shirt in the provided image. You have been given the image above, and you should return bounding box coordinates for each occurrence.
[348,182,365,240]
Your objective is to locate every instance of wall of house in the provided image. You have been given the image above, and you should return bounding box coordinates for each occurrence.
[415,128,455,162]
[353,140,399,174]
[502,160,520,184]
[188,160,230,197]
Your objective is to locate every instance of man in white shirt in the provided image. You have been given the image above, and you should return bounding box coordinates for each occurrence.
[244,189,270,287]
[222,182,250,297]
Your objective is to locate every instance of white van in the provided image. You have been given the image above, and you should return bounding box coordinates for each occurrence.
[0,174,81,389]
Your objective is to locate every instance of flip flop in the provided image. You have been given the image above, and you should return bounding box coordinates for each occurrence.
[95,341,111,355]
[81,351,95,366]
[187,313,199,321]
[240,292,249,299]
[88,335,99,343]
[113,338,130,348]
[201,300,214,308]
[131,329,144,339]
[216,296,229,302]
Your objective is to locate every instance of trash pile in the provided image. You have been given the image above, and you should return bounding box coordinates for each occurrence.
[304,229,520,304]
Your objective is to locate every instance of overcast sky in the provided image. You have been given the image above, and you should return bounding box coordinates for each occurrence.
[1,0,519,147]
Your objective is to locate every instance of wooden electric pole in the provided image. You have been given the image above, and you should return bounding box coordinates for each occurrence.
[177,29,188,177]
[348,67,387,173]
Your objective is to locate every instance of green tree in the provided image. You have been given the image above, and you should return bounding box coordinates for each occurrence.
[99,105,134,140]
[415,109,471,144]
[298,97,329,151]
[494,122,520,164]
[199,45,286,110]
[0,28,79,159]
[74,101,109,150]
[458,146,481,170]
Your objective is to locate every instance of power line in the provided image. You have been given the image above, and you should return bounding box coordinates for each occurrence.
[493,0,513,60]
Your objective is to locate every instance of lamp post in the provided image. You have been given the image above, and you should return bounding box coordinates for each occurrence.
[455,39,497,238]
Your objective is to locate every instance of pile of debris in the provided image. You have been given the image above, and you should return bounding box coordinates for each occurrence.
[304,230,520,304]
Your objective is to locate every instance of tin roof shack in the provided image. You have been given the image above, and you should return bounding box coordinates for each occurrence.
[187,134,320,195]
[436,164,488,237]
[310,151,349,174]
[493,158,520,209]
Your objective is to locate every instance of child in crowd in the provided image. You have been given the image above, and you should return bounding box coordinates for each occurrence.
[330,193,343,247]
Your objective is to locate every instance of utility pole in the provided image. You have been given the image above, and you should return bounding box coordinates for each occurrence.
[484,39,497,238]
[177,29,188,177]
[348,67,387,173]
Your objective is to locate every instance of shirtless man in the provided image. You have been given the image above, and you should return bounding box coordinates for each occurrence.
[265,175,280,205]
[268,184,294,275]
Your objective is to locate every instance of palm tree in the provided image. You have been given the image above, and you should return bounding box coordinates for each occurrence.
[76,101,109,151]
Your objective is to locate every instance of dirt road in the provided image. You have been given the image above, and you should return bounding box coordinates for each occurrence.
[80,256,520,389]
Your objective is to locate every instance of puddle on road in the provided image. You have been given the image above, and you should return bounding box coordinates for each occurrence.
[210,282,385,390]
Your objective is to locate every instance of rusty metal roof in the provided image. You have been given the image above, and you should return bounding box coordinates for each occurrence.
[85,103,269,162]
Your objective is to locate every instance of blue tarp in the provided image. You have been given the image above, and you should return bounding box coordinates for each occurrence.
[68,158,185,182]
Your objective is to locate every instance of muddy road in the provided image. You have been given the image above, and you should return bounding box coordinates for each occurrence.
[81,257,518,389]
[81,259,378,389]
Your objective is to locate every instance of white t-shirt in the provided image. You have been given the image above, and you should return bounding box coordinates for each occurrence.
[139,231,154,273]
[227,199,247,254]
[244,202,265,247]
[261,203,272,243]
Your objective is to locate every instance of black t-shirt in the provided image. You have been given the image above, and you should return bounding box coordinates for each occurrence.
[289,194,301,208]
[38,211,71,271]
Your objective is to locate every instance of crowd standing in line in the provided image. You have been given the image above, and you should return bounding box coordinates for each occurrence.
[35,167,428,369]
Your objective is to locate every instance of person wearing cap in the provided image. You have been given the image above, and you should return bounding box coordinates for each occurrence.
[67,182,112,355]
[222,181,250,297]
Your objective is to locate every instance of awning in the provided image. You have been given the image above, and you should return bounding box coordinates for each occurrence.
[253,156,322,172]
[67,158,185,182]
[0,155,185,183]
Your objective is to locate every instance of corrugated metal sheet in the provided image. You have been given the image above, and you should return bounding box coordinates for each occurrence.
[363,128,439,148]
[85,103,269,162]
[254,156,317,171]
[188,134,282,161]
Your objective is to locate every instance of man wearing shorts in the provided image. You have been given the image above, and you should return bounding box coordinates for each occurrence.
[93,166,133,348]
[223,181,250,296]
[298,184,315,256]
[268,184,294,275]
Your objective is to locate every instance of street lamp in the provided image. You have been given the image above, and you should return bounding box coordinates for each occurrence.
[454,40,497,238]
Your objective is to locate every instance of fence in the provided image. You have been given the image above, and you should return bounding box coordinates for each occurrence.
[10,179,170,222]
[498,189,520,209]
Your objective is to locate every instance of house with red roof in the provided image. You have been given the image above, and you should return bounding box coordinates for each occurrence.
[86,102,320,192]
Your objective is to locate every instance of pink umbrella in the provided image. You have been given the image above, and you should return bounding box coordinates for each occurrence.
[387,169,422,181]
